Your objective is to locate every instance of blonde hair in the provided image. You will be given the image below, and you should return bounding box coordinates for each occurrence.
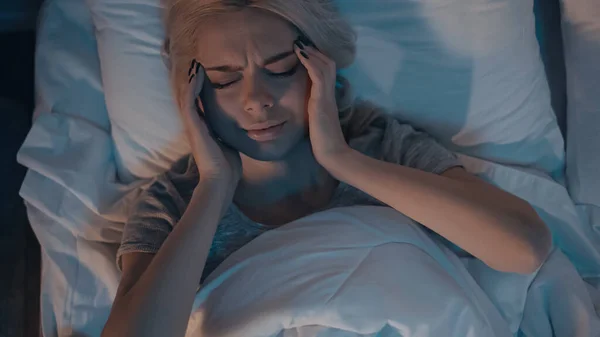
[163,0,357,114]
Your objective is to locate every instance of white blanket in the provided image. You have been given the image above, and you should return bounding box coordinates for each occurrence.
[185,206,512,336]
[184,206,599,337]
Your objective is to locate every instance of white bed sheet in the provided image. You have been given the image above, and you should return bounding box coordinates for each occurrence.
[19,0,600,336]
[21,133,600,337]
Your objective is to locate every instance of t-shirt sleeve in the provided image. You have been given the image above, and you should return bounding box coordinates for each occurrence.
[381,117,462,174]
[349,111,462,174]
[117,155,197,271]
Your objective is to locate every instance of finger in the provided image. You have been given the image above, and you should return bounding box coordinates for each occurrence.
[303,45,333,66]
[301,45,336,78]
[182,65,211,141]
[187,65,224,143]
[187,63,204,114]
[295,43,337,91]
[294,45,332,91]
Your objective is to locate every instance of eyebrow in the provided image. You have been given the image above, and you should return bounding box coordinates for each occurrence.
[204,50,295,72]
[263,50,295,65]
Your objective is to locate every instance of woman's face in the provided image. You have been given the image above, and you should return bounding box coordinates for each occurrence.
[195,8,309,161]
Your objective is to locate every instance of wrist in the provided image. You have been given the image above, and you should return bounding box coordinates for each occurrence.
[195,177,236,201]
[319,146,357,180]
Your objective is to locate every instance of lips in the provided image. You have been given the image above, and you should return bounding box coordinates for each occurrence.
[246,122,286,142]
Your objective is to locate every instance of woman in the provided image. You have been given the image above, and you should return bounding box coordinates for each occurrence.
[103,1,552,336]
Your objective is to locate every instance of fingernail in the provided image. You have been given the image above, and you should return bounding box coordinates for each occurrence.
[188,59,197,76]
[300,51,309,59]
[194,97,202,112]
[298,35,312,47]
[294,39,305,50]
[298,35,317,50]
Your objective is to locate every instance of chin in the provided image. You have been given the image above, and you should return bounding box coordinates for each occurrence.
[236,134,307,162]
[240,144,295,162]
[243,150,288,162]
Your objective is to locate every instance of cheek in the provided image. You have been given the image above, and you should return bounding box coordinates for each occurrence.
[201,92,243,140]
[203,89,243,122]
[278,72,309,121]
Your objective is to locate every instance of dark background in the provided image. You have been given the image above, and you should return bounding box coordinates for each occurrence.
[0,1,42,336]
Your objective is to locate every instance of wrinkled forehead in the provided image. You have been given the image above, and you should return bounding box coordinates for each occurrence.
[195,8,298,68]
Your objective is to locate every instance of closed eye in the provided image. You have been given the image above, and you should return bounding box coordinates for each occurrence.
[210,79,239,90]
[210,62,300,90]
[267,62,300,78]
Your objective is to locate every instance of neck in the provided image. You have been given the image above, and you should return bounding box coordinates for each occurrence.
[235,140,331,206]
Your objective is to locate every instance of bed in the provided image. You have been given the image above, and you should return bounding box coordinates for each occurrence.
[17,0,600,336]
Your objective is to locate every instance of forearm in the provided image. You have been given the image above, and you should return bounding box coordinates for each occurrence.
[104,179,231,337]
[325,149,550,274]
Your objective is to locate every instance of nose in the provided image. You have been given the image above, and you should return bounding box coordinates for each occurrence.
[242,75,274,117]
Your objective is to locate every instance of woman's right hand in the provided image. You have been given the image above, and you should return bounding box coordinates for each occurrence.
[104,67,239,336]
[182,62,242,195]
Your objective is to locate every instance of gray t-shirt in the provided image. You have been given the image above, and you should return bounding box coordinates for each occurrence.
[118,101,462,282]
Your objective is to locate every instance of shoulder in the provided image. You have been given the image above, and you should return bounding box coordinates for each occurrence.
[343,99,460,172]
[163,154,198,181]
[343,99,413,155]
[343,99,420,139]
[156,154,199,192]
[133,155,198,215]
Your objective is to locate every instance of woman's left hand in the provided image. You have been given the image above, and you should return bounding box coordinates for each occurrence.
[294,41,350,168]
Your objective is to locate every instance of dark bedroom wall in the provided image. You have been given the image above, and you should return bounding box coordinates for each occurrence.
[0,26,41,337]
[534,0,568,138]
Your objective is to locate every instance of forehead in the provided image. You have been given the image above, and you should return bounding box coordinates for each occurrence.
[196,8,298,66]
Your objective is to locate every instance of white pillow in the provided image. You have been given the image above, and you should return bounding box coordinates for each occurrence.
[87,0,564,181]
[337,0,564,178]
[86,0,189,181]
[35,0,108,128]
[561,0,600,209]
